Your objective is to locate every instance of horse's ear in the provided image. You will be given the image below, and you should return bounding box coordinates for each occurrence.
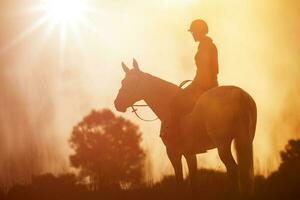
[132,58,140,71]
[121,62,130,73]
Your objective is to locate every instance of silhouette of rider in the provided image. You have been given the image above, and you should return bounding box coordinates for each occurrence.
[162,19,219,147]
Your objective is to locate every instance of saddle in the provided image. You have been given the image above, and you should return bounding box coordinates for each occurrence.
[159,80,217,154]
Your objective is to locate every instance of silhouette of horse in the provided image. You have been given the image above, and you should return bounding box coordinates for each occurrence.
[114,59,257,196]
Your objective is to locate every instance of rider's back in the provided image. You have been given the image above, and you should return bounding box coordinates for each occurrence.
[194,36,219,89]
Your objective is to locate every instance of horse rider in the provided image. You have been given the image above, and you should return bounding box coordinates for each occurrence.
[161,19,219,149]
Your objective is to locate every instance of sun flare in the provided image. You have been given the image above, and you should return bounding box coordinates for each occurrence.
[42,0,89,26]
[0,0,97,56]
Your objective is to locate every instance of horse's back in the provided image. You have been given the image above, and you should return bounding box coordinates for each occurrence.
[192,86,256,144]
[198,86,255,115]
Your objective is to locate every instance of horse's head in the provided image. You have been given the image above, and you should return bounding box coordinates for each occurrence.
[114,59,144,112]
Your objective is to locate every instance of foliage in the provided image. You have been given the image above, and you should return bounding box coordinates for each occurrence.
[262,139,300,199]
[69,109,145,188]
[3,129,300,200]
[279,139,300,171]
[5,173,85,200]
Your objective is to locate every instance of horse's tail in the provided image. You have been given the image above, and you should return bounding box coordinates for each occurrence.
[235,91,257,196]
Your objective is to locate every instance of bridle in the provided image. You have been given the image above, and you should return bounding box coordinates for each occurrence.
[130,80,192,122]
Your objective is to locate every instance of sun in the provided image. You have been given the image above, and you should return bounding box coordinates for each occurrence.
[42,0,90,26]
[0,0,97,56]
[0,0,101,66]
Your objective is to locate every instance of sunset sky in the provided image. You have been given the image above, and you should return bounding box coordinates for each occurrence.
[0,0,299,186]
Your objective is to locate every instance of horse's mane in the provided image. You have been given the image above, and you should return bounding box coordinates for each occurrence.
[142,72,181,94]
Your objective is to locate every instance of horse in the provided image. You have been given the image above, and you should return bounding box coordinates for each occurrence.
[114,59,257,196]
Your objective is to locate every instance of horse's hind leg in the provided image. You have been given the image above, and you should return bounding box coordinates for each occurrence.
[166,148,183,184]
[217,143,239,194]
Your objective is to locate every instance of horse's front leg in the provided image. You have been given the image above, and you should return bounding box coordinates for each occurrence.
[166,148,183,185]
[184,154,197,190]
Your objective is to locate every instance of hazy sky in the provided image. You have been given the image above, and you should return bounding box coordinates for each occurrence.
[0,0,299,185]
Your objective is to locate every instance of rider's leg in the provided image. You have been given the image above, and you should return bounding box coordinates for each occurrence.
[167,91,186,138]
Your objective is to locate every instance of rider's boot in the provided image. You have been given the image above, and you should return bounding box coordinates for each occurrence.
[165,119,185,151]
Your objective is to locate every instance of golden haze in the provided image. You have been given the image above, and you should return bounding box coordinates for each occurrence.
[0,0,299,185]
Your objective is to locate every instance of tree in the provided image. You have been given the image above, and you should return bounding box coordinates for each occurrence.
[279,139,300,171]
[69,109,145,189]
[265,139,300,199]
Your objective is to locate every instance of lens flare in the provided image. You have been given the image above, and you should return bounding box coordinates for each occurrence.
[0,0,96,56]
[43,0,89,26]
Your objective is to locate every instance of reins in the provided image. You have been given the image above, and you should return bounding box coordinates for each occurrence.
[131,80,192,122]
[131,105,158,122]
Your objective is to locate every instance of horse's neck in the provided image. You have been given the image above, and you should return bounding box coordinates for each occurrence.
[141,73,180,121]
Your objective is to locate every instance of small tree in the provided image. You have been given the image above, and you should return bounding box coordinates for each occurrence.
[69,109,145,189]
[279,139,300,171]
[265,139,300,199]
